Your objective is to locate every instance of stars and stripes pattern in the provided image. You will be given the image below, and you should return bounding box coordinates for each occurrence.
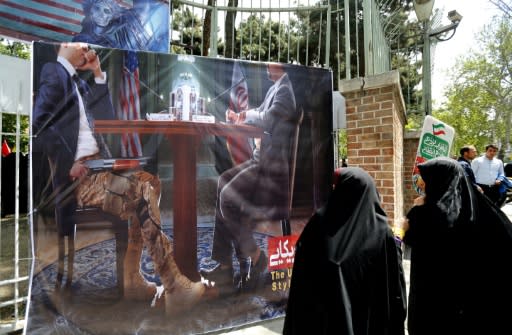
[0,0,132,43]
[117,50,143,157]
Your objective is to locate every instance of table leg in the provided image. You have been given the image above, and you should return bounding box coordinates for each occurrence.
[169,135,200,281]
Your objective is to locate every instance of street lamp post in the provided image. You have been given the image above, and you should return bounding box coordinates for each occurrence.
[422,22,433,116]
[413,0,462,115]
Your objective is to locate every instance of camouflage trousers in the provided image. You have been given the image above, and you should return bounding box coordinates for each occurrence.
[74,170,183,299]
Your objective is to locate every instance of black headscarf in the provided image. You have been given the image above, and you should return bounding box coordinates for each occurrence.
[283,167,406,335]
[325,167,389,264]
[417,157,477,227]
[404,157,512,335]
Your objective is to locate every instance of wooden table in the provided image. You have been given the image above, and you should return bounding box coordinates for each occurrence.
[94,120,263,281]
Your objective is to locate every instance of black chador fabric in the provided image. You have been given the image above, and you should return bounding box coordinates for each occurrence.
[404,157,512,335]
[283,167,406,335]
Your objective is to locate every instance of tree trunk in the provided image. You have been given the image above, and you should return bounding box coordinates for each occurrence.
[202,0,216,56]
[225,0,238,59]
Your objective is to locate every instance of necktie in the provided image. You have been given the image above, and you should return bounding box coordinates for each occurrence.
[72,74,112,158]
[72,74,88,99]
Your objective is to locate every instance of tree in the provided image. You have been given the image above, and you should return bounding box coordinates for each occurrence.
[171,0,423,130]
[225,0,239,58]
[490,0,512,18]
[234,13,301,62]
[202,0,216,56]
[337,129,347,162]
[0,40,29,59]
[170,4,203,54]
[304,0,422,100]
[433,16,512,158]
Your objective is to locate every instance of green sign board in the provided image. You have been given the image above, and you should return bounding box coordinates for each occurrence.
[419,133,450,160]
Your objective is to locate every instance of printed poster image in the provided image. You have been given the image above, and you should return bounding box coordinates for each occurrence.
[412,115,455,194]
[0,0,169,53]
[28,41,333,334]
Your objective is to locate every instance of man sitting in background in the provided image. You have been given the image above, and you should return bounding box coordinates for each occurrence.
[32,42,206,313]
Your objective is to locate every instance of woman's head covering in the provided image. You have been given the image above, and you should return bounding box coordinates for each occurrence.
[284,166,407,335]
[325,167,389,264]
[417,157,477,227]
[405,158,512,333]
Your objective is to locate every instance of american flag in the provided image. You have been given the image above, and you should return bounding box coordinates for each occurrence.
[0,0,132,43]
[117,50,143,157]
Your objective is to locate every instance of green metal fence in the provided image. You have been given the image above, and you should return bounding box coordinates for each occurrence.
[171,0,405,86]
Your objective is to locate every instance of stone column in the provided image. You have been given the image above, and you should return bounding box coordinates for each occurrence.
[339,70,407,223]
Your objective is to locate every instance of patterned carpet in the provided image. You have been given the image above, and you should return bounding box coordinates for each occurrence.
[27,226,289,335]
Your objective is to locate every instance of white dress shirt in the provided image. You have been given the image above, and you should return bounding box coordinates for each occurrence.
[57,56,106,161]
[471,155,504,185]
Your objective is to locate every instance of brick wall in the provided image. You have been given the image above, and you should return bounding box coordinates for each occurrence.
[339,71,406,224]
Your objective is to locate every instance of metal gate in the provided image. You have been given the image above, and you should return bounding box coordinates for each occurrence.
[0,115,31,334]
[171,0,403,85]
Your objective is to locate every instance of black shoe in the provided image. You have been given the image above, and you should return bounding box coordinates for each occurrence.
[238,251,268,292]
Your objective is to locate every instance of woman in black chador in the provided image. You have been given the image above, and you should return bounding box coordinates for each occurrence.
[283,167,407,335]
[403,157,512,335]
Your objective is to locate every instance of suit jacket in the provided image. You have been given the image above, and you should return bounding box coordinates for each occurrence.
[33,61,114,235]
[457,157,478,188]
[248,73,299,212]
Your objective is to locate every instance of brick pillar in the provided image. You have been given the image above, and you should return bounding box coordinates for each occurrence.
[339,71,407,223]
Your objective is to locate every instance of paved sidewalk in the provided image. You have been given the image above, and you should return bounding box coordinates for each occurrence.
[217,318,284,335]
[502,202,512,217]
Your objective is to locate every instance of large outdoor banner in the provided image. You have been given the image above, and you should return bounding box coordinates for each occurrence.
[28,41,333,334]
[0,0,169,53]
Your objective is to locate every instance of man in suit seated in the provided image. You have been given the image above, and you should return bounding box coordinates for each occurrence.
[32,42,205,314]
[202,62,300,295]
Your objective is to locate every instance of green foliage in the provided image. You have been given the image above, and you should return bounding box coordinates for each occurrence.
[171,6,204,55]
[0,39,29,59]
[404,112,424,131]
[235,14,302,63]
[337,128,347,160]
[2,114,29,154]
[172,1,419,93]
[171,1,424,159]
[393,37,423,117]
[434,16,512,158]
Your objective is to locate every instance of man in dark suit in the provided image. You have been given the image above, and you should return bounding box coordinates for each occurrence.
[202,62,299,294]
[32,42,205,314]
[457,145,483,194]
